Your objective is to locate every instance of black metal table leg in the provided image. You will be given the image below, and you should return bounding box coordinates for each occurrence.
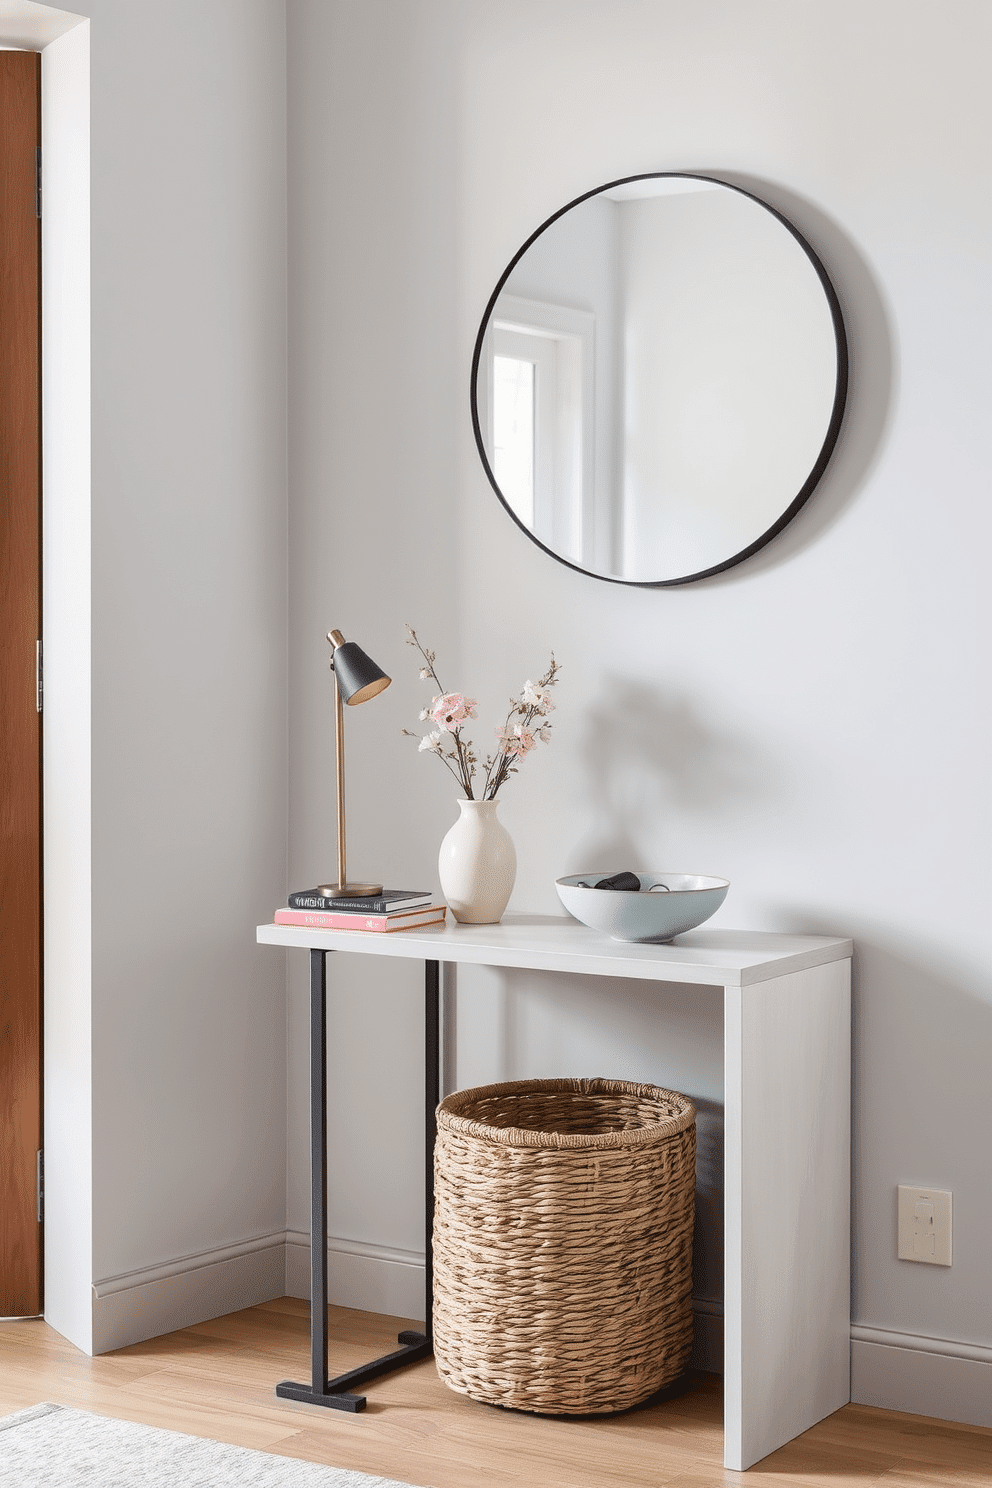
[424,957,439,1343]
[276,951,440,1411]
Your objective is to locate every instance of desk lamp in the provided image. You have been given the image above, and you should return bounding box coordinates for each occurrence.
[318,628,391,898]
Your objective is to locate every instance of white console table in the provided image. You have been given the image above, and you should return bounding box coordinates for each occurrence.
[257,915,852,1472]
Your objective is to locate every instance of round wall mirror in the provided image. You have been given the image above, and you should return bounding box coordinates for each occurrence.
[471,173,848,586]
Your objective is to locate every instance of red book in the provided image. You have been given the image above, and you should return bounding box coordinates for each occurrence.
[273,905,446,934]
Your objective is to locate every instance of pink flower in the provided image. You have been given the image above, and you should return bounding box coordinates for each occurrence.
[430,693,478,732]
[496,723,537,758]
[521,680,555,714]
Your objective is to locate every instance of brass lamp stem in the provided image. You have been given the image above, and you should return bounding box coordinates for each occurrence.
[334,667,346,892]
[318,628,384,899]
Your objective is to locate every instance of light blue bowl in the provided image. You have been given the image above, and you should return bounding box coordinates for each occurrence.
[556,872,730,943]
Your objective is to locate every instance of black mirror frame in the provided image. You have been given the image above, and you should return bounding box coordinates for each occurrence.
[470,172,849,588]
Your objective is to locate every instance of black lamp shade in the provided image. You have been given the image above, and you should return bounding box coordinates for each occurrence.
[332,640,391,705]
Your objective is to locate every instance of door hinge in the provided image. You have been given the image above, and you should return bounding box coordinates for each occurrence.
[36,1150,44,1224]
[35,146,41,219]
[36,640,43,712]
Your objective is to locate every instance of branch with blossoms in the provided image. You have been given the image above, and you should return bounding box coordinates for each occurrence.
[402,625,560,801]
[401,627,480,798]
[481,658,560,799]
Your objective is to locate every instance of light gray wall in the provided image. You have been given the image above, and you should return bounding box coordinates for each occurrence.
[36,0,290,1350]
[286,0,992,1375]
[285,0,461,1277]
[87,0,289,1292]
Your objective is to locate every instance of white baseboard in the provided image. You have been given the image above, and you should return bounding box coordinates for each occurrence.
[285,1230,426,1322]
[852,1325,992,1429]
[90,1231,286,1355]
[89,1228,422,1355]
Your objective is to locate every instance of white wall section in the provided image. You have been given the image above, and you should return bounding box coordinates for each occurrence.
[37,5,93,1356]
[286,0,992,1427]
[86,0,289,1326]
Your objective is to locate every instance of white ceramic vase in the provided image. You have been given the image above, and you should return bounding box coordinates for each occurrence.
[438,798,516,924]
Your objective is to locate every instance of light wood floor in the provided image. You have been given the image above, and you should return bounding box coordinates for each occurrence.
[0,1299,988,1486]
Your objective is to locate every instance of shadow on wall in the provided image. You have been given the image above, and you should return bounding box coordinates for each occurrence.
[571,677,775,868]
[691,171,896,585]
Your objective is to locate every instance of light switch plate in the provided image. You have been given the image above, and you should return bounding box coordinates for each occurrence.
[898,1185,952,1266]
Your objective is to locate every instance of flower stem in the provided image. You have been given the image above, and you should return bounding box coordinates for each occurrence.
[453,729,475,799]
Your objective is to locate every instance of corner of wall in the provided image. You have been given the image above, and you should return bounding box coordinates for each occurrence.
[90,1233,286,1355]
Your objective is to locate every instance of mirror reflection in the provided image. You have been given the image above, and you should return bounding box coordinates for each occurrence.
[472,175,847,586]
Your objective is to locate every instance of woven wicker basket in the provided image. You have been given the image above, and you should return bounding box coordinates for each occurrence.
[432,1077,696,1415]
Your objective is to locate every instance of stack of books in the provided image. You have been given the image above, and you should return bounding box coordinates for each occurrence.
[274,888,446,934]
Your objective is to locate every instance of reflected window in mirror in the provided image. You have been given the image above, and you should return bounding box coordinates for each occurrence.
[482,296,595,569]
[492,351,535,526]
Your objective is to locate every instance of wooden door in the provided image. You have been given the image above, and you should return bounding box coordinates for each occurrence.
[0,50,42,1318]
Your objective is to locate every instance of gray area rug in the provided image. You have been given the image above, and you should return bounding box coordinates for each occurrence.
[0,1403,425,1487]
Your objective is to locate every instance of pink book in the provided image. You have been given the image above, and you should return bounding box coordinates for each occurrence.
[273,905,446,934]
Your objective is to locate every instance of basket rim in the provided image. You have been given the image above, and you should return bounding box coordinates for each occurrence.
[436,1076,696,1149]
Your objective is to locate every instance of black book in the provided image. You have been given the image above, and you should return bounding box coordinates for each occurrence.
[287,888,433,914]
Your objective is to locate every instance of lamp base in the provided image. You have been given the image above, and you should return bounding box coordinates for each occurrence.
[318,882,384,898]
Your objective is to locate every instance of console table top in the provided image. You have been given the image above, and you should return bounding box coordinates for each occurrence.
[257,914,851,987]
